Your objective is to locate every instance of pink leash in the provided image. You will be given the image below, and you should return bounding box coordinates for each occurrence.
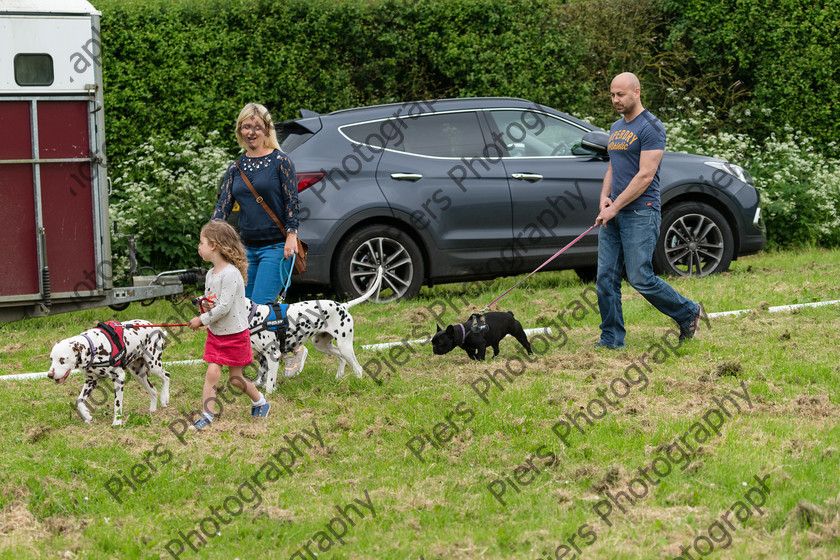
[480,223,601,313]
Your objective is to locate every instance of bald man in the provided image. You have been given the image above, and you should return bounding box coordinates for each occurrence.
[593,73,704,349]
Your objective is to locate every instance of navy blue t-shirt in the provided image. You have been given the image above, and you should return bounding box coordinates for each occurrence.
[608,110,666,211]
[213,149,300,247]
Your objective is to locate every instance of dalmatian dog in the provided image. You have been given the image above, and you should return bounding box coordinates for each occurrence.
[250,267,384,393]
[46,320,171,426]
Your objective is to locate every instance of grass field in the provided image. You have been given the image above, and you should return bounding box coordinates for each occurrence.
[1,247,839,560]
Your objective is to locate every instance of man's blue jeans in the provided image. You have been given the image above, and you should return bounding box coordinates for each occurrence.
[244,242,293,304]
[596,208,698,347]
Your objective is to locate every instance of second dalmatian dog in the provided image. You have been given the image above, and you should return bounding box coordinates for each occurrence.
[249,267,383,393]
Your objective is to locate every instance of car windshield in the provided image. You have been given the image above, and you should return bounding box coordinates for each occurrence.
[277,122,314,153]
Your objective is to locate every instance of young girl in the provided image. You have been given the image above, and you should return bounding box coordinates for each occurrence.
[188,220,269,429]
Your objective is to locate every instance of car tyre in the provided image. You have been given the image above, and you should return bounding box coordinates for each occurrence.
[332,225,425,302]
[653,202,734,277]
[574,266,597,283]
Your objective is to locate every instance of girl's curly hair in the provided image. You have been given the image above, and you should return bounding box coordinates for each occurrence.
[200,220,248,282]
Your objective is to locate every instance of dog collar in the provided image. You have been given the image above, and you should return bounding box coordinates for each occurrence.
[80,333,98,369]
[458,323,467,345]
[248,300,258,323]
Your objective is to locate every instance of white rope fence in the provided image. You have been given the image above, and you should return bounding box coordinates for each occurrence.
[2,299,837,381]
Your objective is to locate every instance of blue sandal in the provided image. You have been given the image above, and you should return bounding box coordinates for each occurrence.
[251,402,271,418]
[191,416,212,430]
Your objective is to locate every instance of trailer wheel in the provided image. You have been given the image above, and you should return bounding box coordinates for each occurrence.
[137,266,158,306]
[109,302,130,311]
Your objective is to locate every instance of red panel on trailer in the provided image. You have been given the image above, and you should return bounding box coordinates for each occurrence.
[0,102,39,297]
[40,162,97,294]
[0,101,32,159]
[0,164,39,297]
[37,101,98,295]
[37,101,91,158]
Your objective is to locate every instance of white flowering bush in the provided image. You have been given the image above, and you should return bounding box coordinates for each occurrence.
[108,128,232,283]
[661,91,840,248]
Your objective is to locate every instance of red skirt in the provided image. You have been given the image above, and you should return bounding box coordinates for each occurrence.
[203,329,253,367]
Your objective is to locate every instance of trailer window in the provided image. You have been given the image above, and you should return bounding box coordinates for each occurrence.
[14,54,54,86]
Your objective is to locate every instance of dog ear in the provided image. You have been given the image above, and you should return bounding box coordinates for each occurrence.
[445,325,455,336]
[436,324,443,333]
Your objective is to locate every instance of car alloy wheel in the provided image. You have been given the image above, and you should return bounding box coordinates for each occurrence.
[654,202,734,277]
[333,225,425,302]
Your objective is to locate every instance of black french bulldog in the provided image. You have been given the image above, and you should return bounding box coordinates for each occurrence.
[432,311,533,361]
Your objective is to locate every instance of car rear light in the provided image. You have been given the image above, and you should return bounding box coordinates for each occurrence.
[296,172,324,193]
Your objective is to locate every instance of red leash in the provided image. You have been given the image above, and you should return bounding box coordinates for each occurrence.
[481,223,601,313]
[123,323,191,328]
[119,296,208,328]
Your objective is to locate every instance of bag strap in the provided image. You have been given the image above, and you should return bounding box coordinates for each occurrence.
[235,160,287,236]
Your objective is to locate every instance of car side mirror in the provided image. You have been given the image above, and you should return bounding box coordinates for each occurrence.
[580,130,610,158]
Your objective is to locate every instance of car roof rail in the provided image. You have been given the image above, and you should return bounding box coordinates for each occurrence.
[326,96,535,116]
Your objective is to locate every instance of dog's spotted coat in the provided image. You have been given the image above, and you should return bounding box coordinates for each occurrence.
[47,320,170,425]
[249,268,383,393]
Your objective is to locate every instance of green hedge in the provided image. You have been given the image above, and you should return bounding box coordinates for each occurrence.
[93,0,840,255]
[95,0,839,161]
[663,0,840,151]
[96,0,603,162]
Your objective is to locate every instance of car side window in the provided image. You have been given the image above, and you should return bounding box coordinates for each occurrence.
[343,112,488,157]
[396,112,488,158]
[401,111,485,158]
[342,120,395,151]
[488,110,595,157]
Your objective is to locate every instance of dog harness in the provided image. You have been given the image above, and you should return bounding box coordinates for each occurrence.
[250,301,290,349]
[467,313,489,333]
[455,314,490,345]
[81,321,127,369]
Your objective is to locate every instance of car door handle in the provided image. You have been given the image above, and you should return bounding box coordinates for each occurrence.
[511,173,543,182]
[391,173,423,181]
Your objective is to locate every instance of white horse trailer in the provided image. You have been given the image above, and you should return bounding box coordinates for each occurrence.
[0,0,189,322]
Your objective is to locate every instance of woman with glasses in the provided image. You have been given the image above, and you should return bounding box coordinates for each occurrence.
[212,102,307,378]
